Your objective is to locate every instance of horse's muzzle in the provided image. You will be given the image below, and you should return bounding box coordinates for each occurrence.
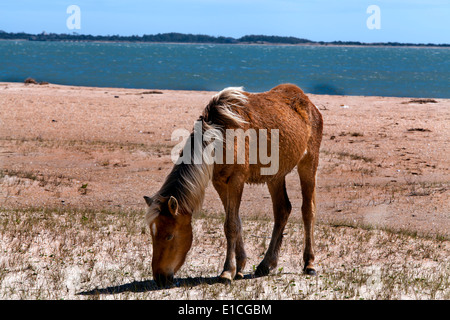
[154,273,174,288]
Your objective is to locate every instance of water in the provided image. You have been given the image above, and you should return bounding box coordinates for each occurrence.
[1,41,449,98]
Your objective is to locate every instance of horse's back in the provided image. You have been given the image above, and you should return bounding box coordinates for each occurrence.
[210,84,322,184]
[246,83,316,128]
[247,83,318,149]
[244,84,320,181]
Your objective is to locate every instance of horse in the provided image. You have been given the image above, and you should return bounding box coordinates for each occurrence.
[144,84,323,287]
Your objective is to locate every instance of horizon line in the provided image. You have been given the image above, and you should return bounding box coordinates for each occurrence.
[1,30,449,47]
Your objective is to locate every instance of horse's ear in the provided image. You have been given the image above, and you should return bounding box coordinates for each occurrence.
[144,196,153,207]
[167,196,179,217]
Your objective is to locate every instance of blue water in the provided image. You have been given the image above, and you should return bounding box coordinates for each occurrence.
[1,41,449,98]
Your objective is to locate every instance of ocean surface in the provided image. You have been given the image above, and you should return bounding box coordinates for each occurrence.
[1,41,449,98]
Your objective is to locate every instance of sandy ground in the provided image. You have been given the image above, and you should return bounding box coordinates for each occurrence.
[0,82,449,237]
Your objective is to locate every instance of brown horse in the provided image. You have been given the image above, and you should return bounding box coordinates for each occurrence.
[144,84,323,286]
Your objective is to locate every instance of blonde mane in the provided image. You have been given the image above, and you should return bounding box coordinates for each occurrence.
[145,87,248,222]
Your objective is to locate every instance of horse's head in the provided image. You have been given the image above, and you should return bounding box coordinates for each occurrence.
[144,195,193,287]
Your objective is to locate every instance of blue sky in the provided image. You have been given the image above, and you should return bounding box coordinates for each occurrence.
[0,0,449,43]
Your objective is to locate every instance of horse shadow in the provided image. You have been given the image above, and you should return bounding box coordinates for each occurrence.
[77,274,254,296]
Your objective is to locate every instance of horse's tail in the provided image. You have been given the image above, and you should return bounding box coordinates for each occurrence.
[201,87,248,129]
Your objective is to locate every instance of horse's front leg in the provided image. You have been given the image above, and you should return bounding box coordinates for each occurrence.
[213,175,246,282]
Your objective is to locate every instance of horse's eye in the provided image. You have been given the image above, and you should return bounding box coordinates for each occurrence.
[166,234,174,241]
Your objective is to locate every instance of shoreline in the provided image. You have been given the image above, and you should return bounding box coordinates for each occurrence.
[1,81,448,100]
[1,38,449,49]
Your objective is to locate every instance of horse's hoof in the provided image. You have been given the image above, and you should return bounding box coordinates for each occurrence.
[219,271,233,284]
[254,265,270,278]
[304,268,317,276]
[219,276,232,285]
[234,272,244,280]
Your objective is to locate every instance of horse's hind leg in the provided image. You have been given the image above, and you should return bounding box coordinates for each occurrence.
[213,174,246,282]
[255,177,292,277]
[297,153,319,275]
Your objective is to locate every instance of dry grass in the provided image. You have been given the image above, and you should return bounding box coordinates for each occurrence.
[1,207,448,300]
[0,136,174,156]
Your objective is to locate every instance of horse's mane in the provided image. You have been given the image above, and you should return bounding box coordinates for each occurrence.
[150,87,248,216]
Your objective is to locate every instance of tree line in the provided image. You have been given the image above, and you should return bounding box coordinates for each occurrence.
[0,31,448,47]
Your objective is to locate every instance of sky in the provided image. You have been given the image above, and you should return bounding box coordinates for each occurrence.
[0,0,449,44]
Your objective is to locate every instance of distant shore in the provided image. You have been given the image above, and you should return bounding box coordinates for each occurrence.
[2,39,449,49]
[1,31,449,48]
